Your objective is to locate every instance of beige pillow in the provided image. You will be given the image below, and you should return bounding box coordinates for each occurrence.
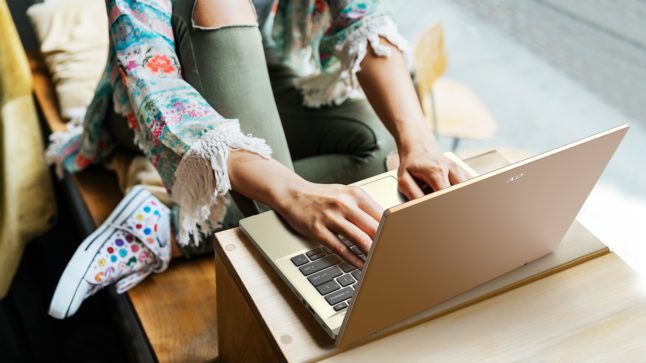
[27,0,109,120]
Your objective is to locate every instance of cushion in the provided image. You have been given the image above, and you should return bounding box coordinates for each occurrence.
[27,0,108,120]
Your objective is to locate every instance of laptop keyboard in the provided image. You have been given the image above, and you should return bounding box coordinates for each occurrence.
[290,237,365,312]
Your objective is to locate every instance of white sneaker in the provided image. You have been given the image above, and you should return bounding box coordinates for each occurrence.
[49,186,171,319]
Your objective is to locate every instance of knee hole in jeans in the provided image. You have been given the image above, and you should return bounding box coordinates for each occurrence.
[191,0,257,30]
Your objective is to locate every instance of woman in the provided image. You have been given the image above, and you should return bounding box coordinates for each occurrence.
[48,0,466,318]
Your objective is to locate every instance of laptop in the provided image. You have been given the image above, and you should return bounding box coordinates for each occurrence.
[239,124,628,349]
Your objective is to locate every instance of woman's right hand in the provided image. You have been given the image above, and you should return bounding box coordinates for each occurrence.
[273,181,383,269]
[228,151,383,268]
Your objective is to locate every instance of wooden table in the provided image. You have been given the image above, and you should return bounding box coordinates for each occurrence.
[215,228,646,362]
[213,153,646,362]
[321,253,646,362]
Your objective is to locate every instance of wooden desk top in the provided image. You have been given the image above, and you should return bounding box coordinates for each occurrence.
[322,253,646,362]
[216,226,646,362]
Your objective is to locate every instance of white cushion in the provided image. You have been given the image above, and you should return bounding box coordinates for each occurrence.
[27,0,108,119]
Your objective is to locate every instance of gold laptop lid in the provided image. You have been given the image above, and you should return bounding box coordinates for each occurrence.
[337,125,628,349]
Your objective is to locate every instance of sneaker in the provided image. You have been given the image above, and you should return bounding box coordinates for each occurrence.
[49,186,171,319]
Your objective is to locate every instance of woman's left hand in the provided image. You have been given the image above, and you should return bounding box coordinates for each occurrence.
[397,145,468,200]
[354,34,468,198]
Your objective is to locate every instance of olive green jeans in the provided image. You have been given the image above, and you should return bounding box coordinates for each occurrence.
[108,0,396,255]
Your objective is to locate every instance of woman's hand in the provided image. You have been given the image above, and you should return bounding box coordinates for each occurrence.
[228,151,382,268]
[355,35,468,199]
[397,144,468,200]
[274,181,383,268]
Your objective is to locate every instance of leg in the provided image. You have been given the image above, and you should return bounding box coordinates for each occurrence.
[171,0,293,170]
[171,0,294,217]
[269,65,396,185]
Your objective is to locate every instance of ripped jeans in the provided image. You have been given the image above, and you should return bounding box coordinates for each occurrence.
[107,0,396,256]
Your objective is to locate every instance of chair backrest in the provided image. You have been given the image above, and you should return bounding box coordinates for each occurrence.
[413,24,447,113]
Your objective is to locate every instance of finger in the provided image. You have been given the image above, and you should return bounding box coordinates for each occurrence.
[417,165,451,192]
[346,189,381,238]
[352,187,383,223]
[345,206,379,240]
[448,163,468,185]
[398,171,424,200]
[320,228,364,268]
[331,215,373,254]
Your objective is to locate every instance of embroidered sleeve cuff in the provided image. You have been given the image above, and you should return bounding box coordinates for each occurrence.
[296,15,411,108]
[171,119,272,246]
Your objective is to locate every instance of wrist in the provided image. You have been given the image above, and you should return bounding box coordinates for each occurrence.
[228,150,307,210]
[269,176,311,214]
[387,115,437,154]
[397,131,437,156]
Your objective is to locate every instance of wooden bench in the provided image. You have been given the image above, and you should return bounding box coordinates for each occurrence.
[30,54,219,362]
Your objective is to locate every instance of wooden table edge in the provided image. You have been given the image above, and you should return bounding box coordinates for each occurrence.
[214,233,290,362]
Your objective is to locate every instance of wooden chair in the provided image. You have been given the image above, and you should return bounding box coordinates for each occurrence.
[414,24,497,150]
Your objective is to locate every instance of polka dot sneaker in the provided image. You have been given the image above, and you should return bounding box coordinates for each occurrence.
[49,186,171,319]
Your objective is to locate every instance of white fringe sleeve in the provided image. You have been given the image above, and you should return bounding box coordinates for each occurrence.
[296,15,412,108]
[171,120,271,246]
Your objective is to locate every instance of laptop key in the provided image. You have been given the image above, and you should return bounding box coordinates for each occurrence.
[322,246,333,254]
[309,251,326,260]
[336,274,355,287]
[306,248,323,258]
[339,262,354,273]
[308,266,342,287]
[299,255,342,276]
[351,270,361,281]
[290,254,309,267]
[339,235,354,247]
[333,302,348,311]
[350,245,362,255]
[316,280,341,295]
[325,287,354,305]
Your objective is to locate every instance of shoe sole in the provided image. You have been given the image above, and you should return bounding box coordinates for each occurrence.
[49,186,151,319]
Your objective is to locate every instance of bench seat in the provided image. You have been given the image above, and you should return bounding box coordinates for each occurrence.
[30,54,218,363]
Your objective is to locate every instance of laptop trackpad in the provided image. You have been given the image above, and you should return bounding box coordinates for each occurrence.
[359,176,405,210]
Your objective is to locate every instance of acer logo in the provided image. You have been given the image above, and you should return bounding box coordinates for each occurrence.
[506,172,525,184]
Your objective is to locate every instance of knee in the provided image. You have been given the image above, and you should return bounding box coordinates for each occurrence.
[345,119,396,166]
[367,128,396,169]
[192,0,257,30]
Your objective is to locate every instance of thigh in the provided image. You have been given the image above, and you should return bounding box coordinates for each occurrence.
[270,66,395,166]
[171,0,294,216]
[171,0,293,170]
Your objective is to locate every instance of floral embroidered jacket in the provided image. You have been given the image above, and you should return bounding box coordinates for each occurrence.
[46,0,409,245]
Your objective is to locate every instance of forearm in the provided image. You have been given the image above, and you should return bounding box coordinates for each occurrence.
[227,150,304,210]
[356,36,467,196]
[226,149,380,268]
[356,37,435,154]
